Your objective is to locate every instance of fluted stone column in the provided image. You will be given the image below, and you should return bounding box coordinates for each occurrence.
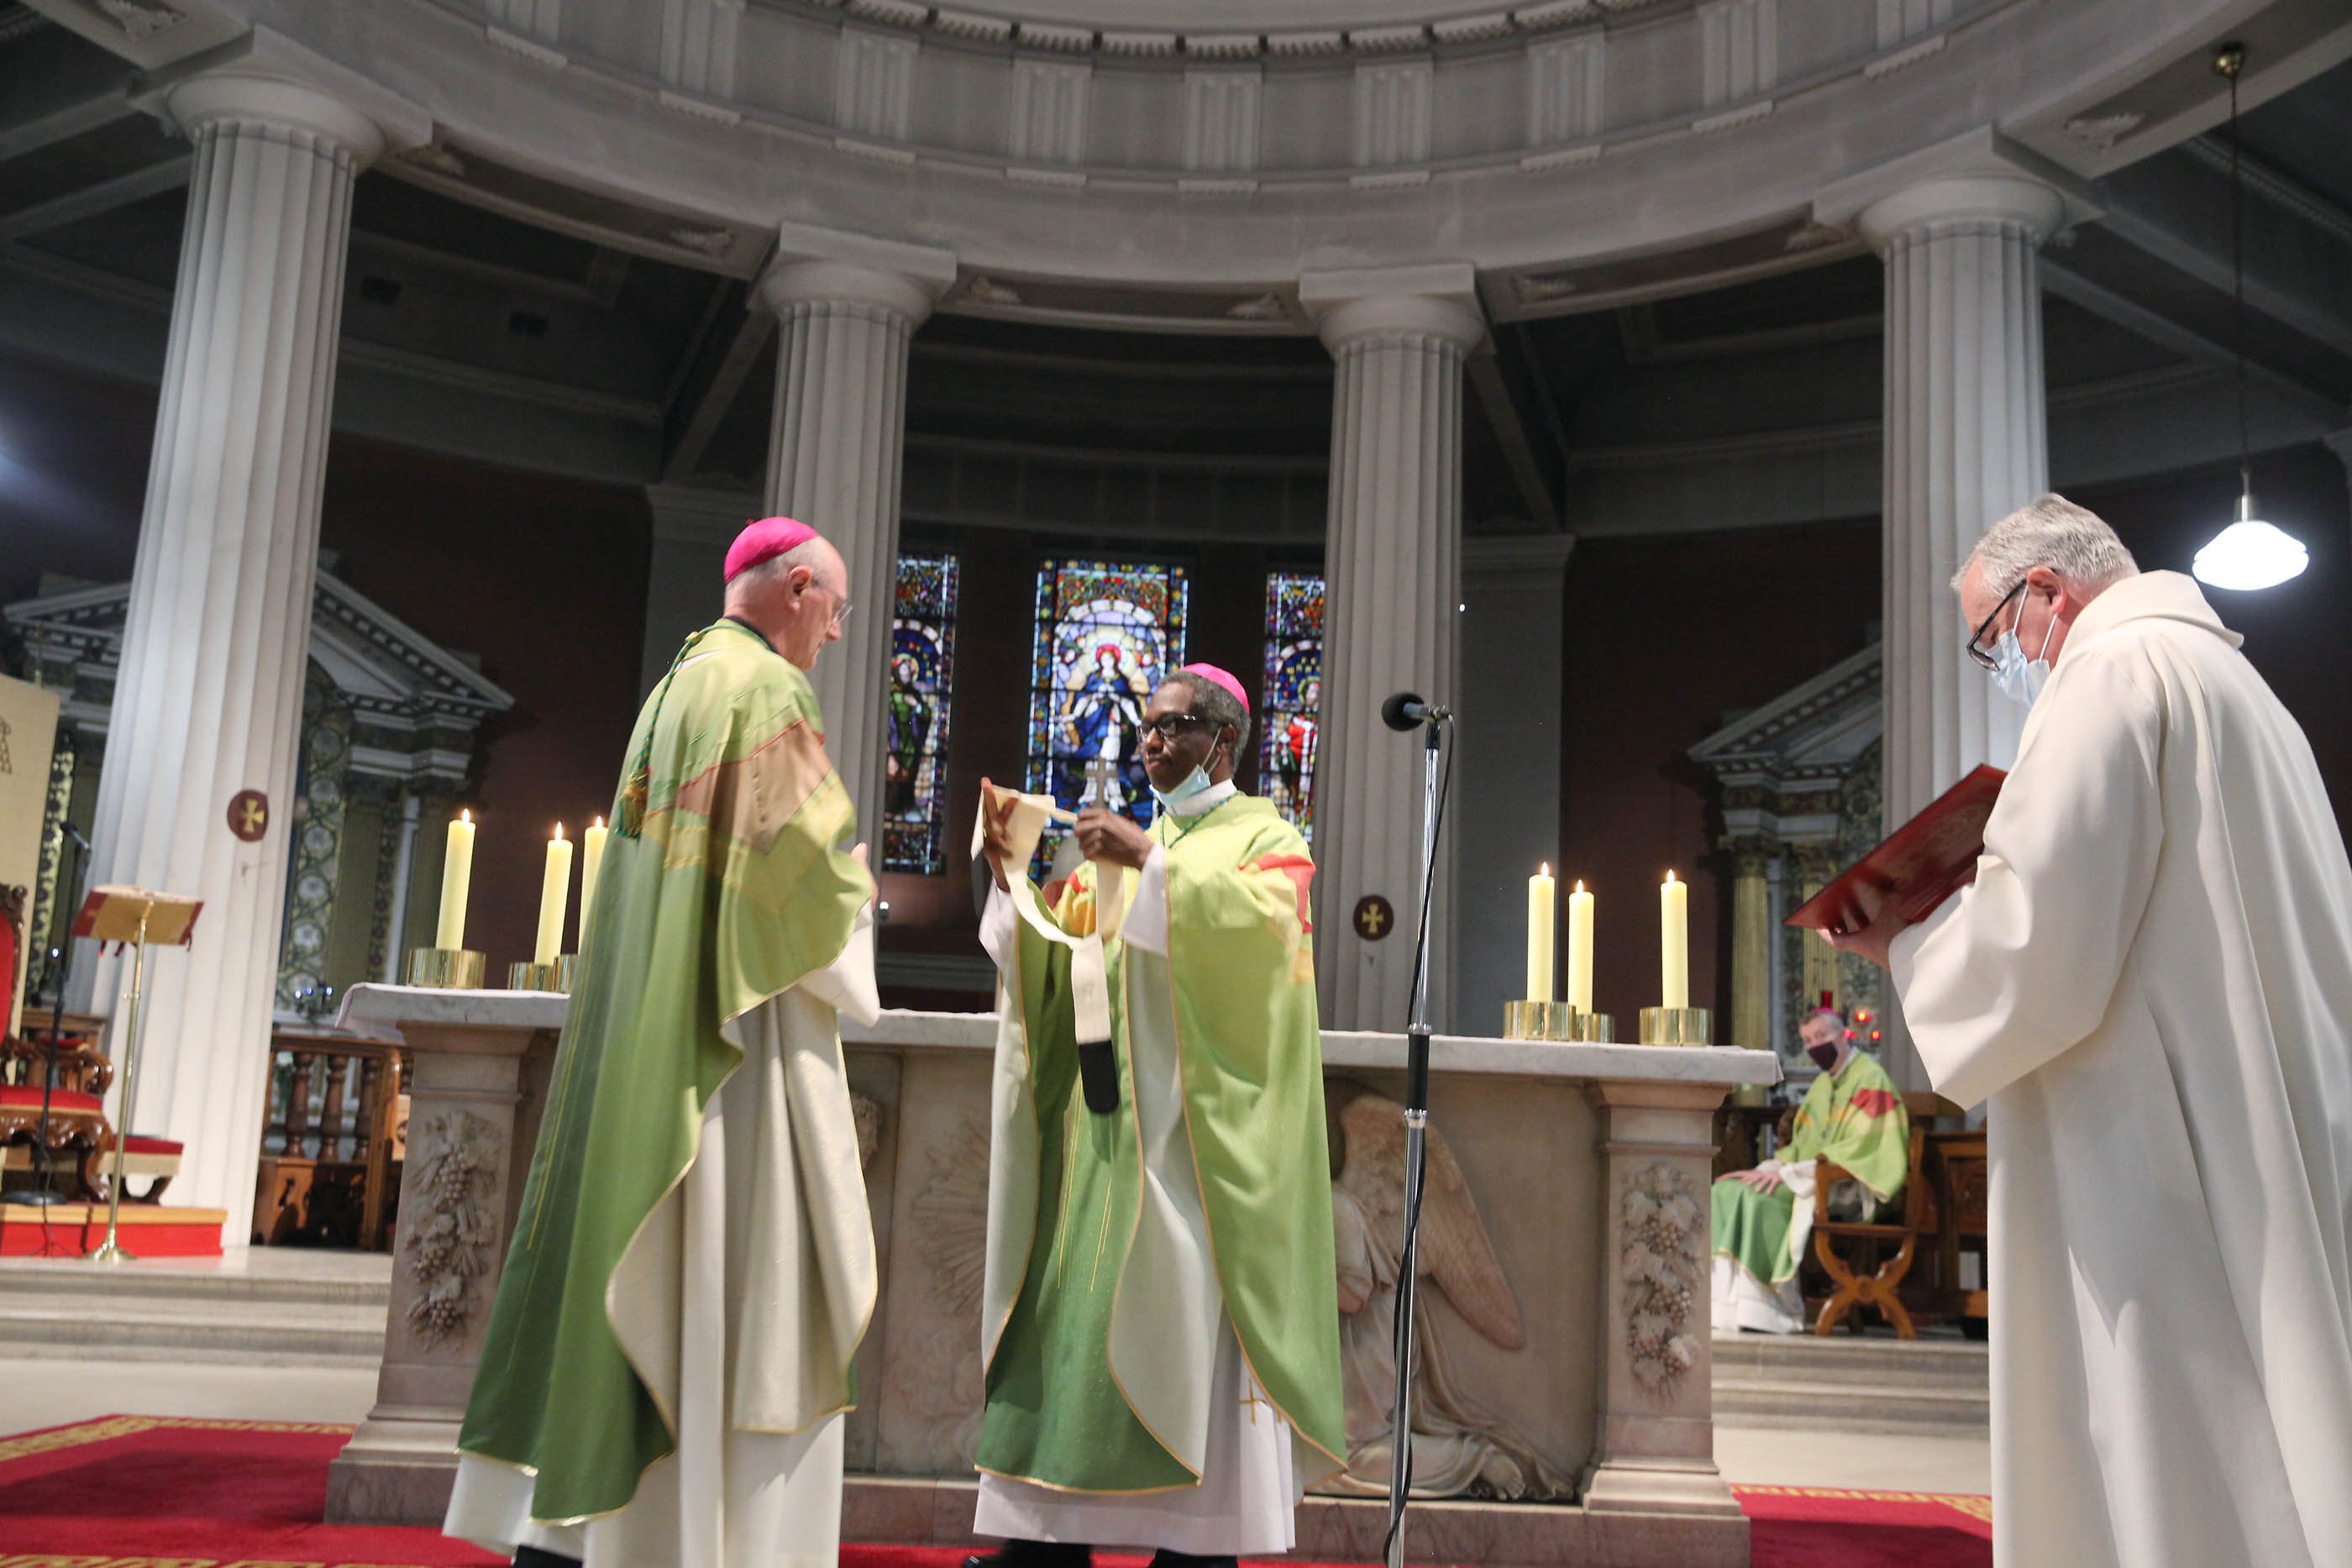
[1826,149,2066,1086]
[1300,267,1483,1034]
[73,64,421,1240]
[759,236,955,847]
[1726,839,1774,1064]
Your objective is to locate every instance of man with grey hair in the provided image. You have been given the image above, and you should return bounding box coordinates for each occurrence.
[1831,492,2352,1568]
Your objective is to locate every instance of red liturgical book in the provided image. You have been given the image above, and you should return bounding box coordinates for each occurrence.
[1785,764,2007,936]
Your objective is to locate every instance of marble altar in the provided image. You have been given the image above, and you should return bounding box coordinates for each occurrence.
[324,985,1775,1566]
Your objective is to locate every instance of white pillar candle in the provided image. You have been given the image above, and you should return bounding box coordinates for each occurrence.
[579,815,609,945]
[434,810,475,952]
[1661,870,1689,1009]
[1525,864,1556,1003]
[534,823,573,968]
[1567,879,1594,1015]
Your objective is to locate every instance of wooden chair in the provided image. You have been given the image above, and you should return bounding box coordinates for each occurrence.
[1806,1091,1954,1340]
[1,1027,114,1203]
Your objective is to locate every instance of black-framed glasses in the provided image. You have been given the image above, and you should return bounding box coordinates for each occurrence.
[1965,578,2027,669]
[1141,712,1216,741]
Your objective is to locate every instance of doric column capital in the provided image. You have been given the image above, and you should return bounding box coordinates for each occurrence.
[759,222,958,325]
[150,27,431,170]
[1299,263,1486,354]
[1813,126,2091,257]
[1855,174,2067,254]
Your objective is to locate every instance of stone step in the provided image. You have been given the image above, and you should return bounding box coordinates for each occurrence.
[0,1256,393,1368]
[1713,1374,1990,1434]
[0,1256,391,1308]
[0,1298,388,1367]
[1710,1331,1988,1389]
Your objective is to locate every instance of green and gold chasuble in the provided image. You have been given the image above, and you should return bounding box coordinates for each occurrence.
[979,795,1347,1496]
[458,620,874,1524]
[1711,1048,1909,1288]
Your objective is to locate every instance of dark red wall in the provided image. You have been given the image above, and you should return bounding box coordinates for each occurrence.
[0,353,151,602]
[0,349,654,973]
[1559,520,1883,1020]
[316,443,652,973]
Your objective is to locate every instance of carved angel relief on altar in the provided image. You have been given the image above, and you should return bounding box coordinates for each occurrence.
[1323,1081,1575,1502]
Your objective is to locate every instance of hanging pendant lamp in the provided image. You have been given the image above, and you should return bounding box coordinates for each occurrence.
[2192,41,2309,592]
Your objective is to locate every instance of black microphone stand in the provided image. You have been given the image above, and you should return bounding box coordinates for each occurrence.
[1383,709,1453,1568]
[6,825,86,1210]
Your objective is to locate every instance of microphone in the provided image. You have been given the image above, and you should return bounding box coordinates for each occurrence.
[55,821,89,851]
[1381,691,1452,732]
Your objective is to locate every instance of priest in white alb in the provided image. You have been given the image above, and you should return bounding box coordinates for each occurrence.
[1831,495,2352,1568]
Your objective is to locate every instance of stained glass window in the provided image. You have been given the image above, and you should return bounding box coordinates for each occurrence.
[1261,571,1325,839]
[1027,559,1189,852]
[884,553,959,875]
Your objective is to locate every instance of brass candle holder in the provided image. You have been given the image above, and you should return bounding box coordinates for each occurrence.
[1504,1000,1570,1040]
[1562,1009,1615,1043]
[506,955,579,994]
[1504,1003,1617,1042]
[404,947,487,989]
[1638,1005,1712,1046]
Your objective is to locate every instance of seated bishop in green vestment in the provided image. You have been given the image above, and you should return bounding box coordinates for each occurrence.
[1710,1008,1910,1335]
[965,663,1347,1568]
[444,520,880,1568]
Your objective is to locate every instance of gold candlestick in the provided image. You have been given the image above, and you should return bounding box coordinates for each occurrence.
[506,955,579,994]
[1638,1005,1712,1046]
[405,947,487,989]
[1504,1000,1569,1040]
[1564,1009,1615,1043]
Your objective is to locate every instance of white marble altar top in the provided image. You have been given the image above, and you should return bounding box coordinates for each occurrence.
[342,984,1778,1086]
[339,983,570,1041]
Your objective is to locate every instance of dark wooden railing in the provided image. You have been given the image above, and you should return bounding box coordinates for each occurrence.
[254,1030,407,1251]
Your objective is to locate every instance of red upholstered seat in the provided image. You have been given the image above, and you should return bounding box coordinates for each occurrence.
[0,1084,104,1116]
[111,1134,183,1155]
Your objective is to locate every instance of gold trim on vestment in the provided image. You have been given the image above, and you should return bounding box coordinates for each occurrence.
[974,1462,1205,1497]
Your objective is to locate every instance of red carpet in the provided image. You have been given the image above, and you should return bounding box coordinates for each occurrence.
[0,1416,1990,1566]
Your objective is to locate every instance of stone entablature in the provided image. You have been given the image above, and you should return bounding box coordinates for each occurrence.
[57,0,2328,333]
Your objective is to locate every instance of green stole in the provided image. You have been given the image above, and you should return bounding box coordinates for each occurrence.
[979,794,1347,1494]
[457,621,871,1523]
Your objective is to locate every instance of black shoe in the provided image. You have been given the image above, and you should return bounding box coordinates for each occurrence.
[1147,1555,1238,1568]
[963,1543,1092,1568]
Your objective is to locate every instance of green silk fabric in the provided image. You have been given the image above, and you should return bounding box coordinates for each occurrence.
[1711,1047,1910,1288]
[457,621,869,1523]
[981,795,1347,1492]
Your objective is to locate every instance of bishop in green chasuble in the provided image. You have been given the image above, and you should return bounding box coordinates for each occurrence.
[1709,1009,1909,1335]
[968,666,1345,1565]
[444,521,880,1568]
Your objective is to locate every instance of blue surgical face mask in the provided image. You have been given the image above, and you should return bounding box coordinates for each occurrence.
[1989,601,2059,711]
[1149,733,1228,815]
[1151,765,1215,813]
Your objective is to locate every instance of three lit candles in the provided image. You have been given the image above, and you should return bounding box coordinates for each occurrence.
[432,810,611,962]
[1524,867,1688,1011]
